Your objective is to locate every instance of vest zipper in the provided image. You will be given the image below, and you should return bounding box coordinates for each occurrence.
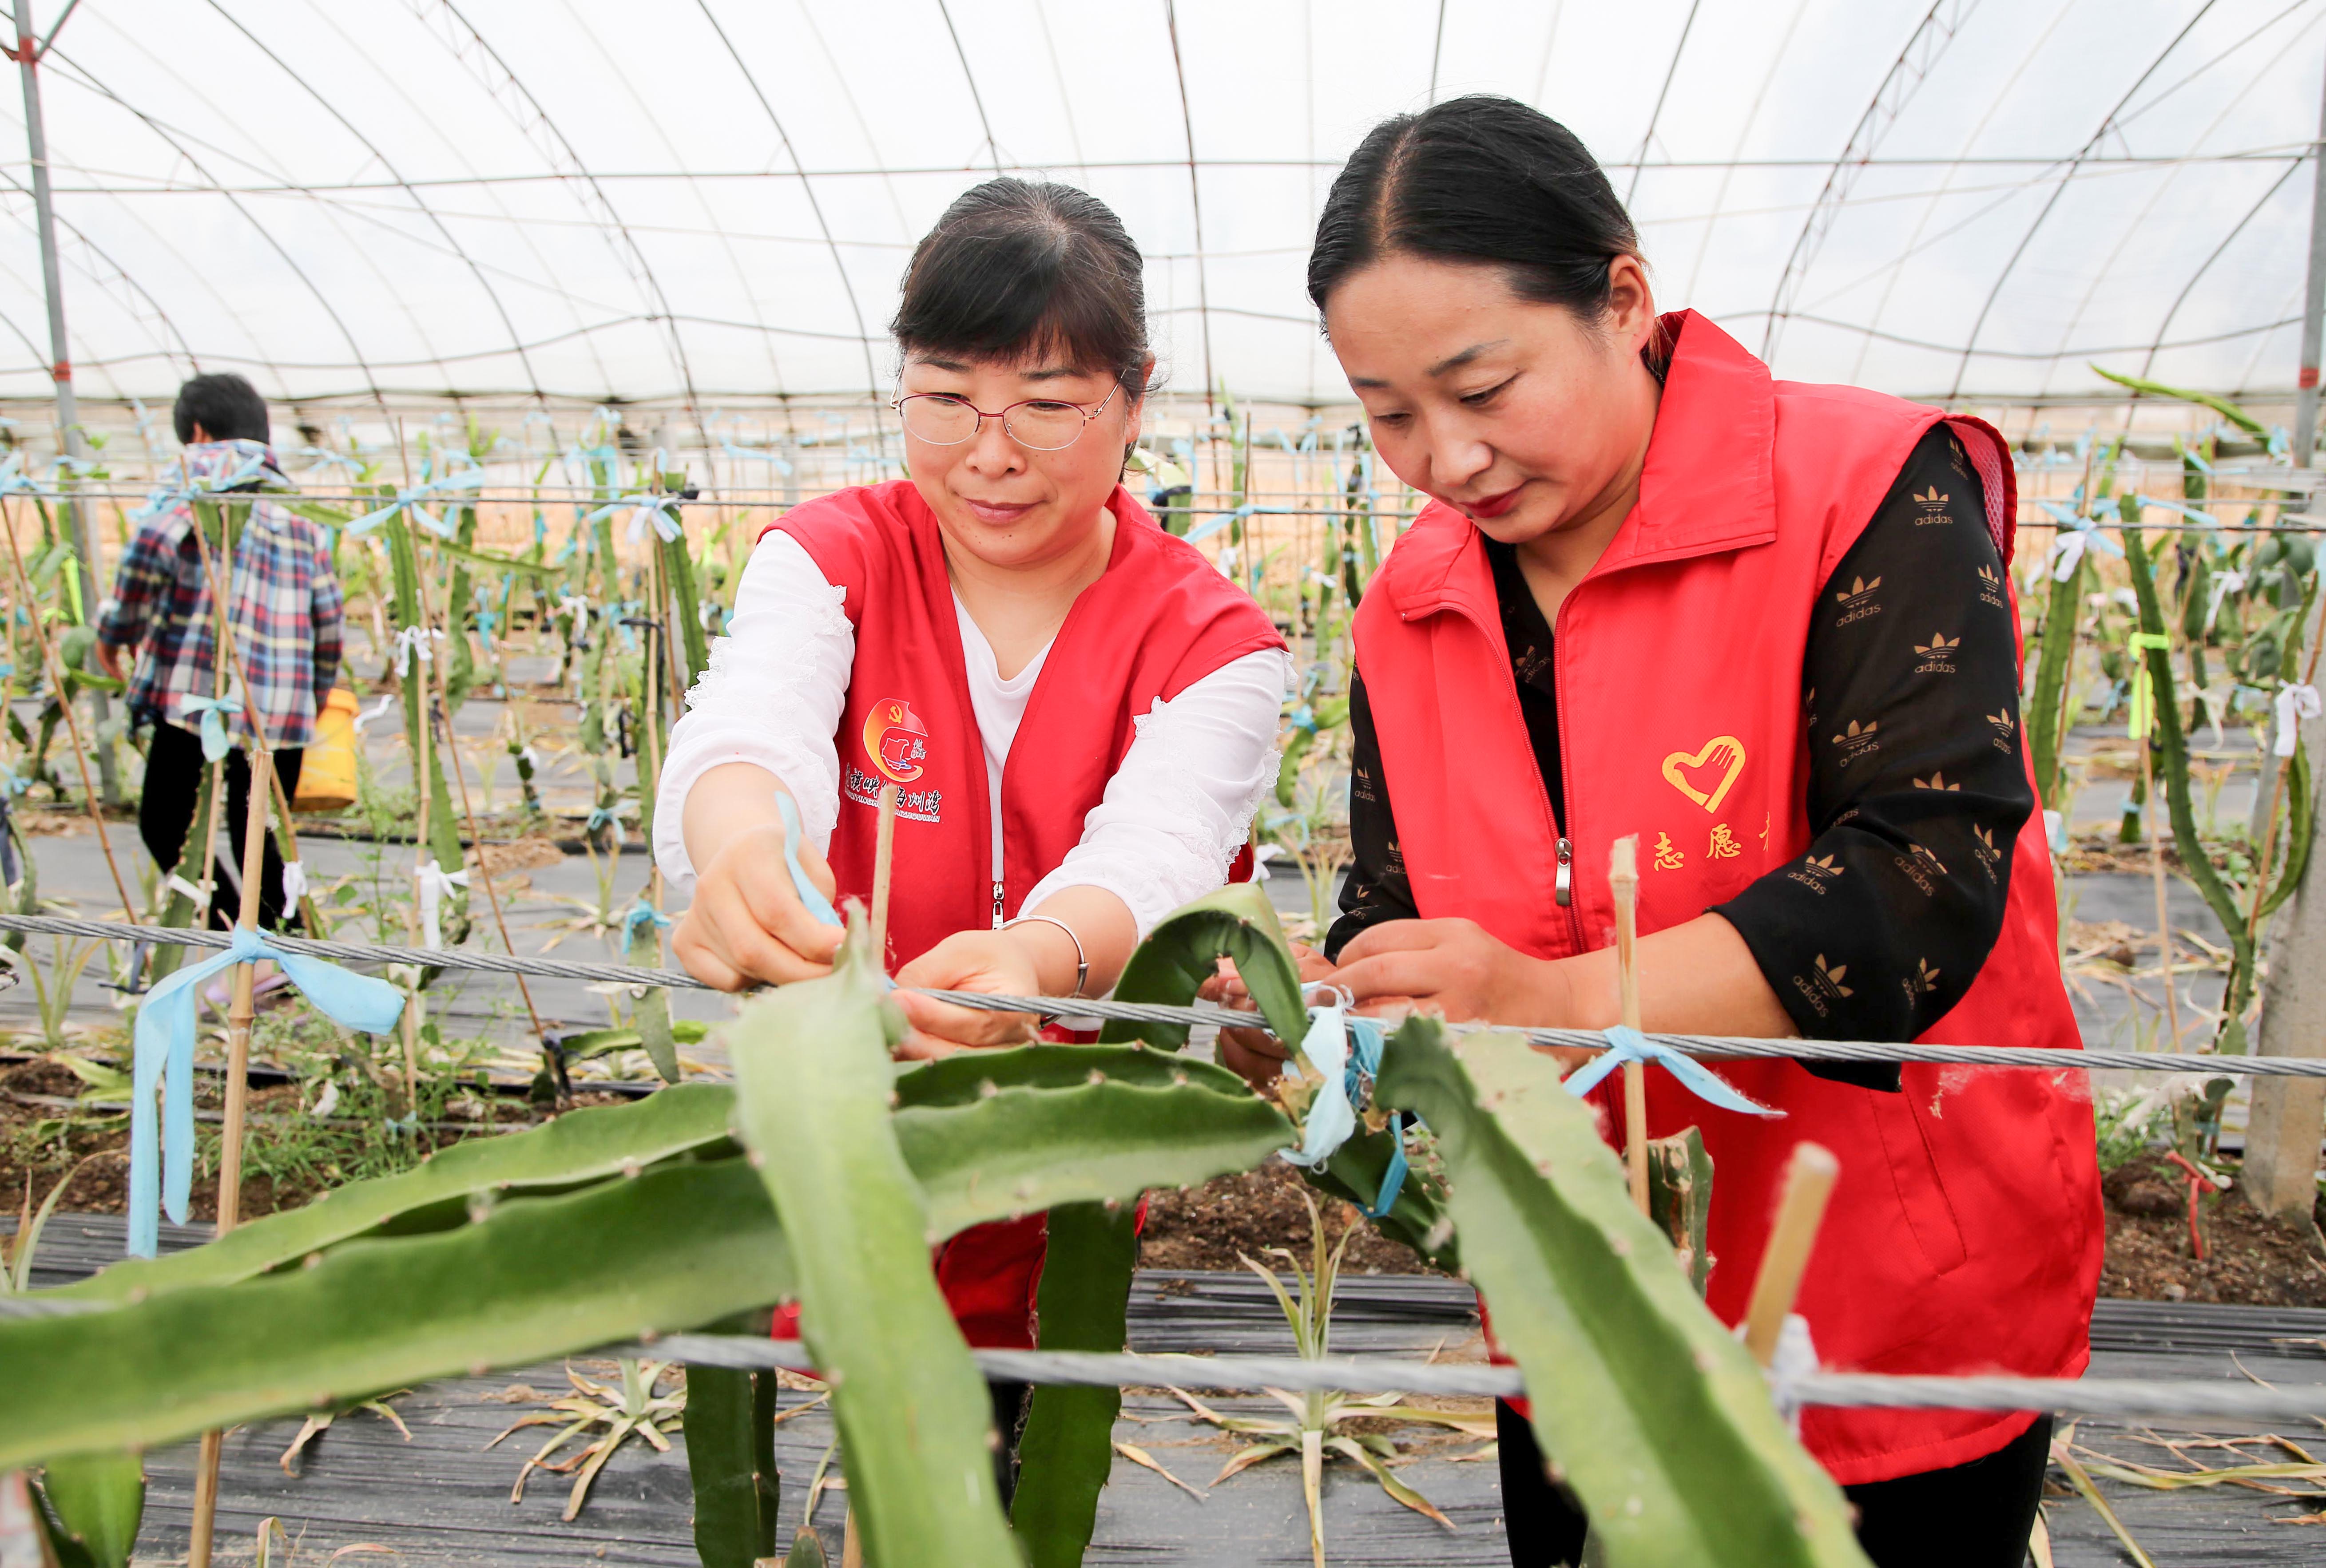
[1549,590,1588,952]
[991,815,1007,930]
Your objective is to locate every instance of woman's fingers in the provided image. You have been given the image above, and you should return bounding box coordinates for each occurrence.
[791,825,840,903]
[893,1027,973,1062]
[893,989,1037,1048]
[681,877,834,989]
[735,851,845,965]
[1196,955,1248,1005]
[1330,950,1459,1010]
[1216,1029,1286,1093]
[1332,919,1458,965]
[670,921,747,994]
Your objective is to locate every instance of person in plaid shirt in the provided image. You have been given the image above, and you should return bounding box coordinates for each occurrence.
[94,373,342,930]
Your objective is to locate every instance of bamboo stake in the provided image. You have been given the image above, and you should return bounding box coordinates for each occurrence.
[185,487,295,1568]
[1741,1141,1840,1367]
[2143,738,2184,1051]
[871,783,899,962]
[396,425,428,1113]
[0,499,137,921]
[414,535,545,1046]
[1608,834,1650,1216]
[186,745,271,1568]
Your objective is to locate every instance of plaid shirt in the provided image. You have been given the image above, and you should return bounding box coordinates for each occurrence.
[96,441,342,750]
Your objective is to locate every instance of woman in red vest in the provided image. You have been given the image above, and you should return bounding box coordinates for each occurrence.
[657,179,1288,1485]
[1265,97,2099,1568]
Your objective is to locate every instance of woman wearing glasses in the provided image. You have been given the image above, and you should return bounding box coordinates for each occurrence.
[656,179,1288,1360]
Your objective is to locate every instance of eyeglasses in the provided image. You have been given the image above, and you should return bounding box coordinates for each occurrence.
[891,384,1123,451]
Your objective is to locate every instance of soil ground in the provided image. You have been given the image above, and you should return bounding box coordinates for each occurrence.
[17,1046,2326,1305]
[2098,1151,2326,1307]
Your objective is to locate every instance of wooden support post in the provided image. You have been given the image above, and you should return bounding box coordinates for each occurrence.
[871,783,899,963]
[187,739,273,1568]
[396,426,428,1115]
[1608,835,1650,1216]
[1742,1142,1839,1367]
[2246,592,2326,1220]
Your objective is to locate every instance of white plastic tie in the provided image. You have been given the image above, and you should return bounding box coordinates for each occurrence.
[413,859,470,949]
[1746,1313,1822,1434]
[166,874,209,908]
[2275,682,2320,759]
[390,625,443,678]
[281,859,307,907]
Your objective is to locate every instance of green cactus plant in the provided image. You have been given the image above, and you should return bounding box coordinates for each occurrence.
[0,884,1874,1568]
[723,920,1026,1568]
[1008,1199,1142,1568]
[1369,1017,1870,1568]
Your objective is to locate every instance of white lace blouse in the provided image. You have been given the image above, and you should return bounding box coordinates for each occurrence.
[655,530,1291,937]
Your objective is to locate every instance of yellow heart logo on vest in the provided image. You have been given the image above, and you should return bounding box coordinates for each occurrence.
[1661,736,1746,815]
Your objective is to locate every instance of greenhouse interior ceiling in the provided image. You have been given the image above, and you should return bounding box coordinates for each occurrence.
[0,0,2319,410]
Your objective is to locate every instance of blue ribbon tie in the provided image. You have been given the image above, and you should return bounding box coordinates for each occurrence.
[777,792,841,927]
[129,927,407,1256]
[1562,1024,1782,1118]
[180,693,238,762]
[622,901,674,939]
[1274,1003,1413,1216]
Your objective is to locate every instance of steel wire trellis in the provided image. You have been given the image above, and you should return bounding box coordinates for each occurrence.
[620,1336,2326,1425]
[0,1294,2319,1421]
[4,911,2320,1079]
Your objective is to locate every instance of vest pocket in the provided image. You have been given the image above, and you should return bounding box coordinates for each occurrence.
[1864,1089,1969,1275]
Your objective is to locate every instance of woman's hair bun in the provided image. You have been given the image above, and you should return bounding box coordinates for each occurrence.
[893,178,1151,396]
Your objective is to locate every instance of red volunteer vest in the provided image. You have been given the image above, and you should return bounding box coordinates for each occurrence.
[1355,312,2101,1485]
[766,479,1285,1346]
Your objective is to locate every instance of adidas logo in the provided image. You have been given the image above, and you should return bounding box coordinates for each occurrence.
[1815,955,1853,996]
[1913,487,1947,507]
[1913,772,1961,791]
[1788,852,1844,893]
[1835,575,1881,605]
[1970,824,2001,879]
[1832,719,1880,765]
[1914,633,1959,657]
[1911,486,1952,524]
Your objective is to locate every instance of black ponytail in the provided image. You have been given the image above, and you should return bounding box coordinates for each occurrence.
[1307,95,1640,325]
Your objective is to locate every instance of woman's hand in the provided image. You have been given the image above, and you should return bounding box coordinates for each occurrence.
[1202,942,1334,1093]
[1328,918,1565,1026]
[892,930,1044,1060]
[671,822,843,992]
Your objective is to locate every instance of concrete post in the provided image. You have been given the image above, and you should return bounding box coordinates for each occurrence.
[2246,55,2326,1220]
[2297,54,2326,469]
[14,0,118,805]
[2245,662,2326,1220]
